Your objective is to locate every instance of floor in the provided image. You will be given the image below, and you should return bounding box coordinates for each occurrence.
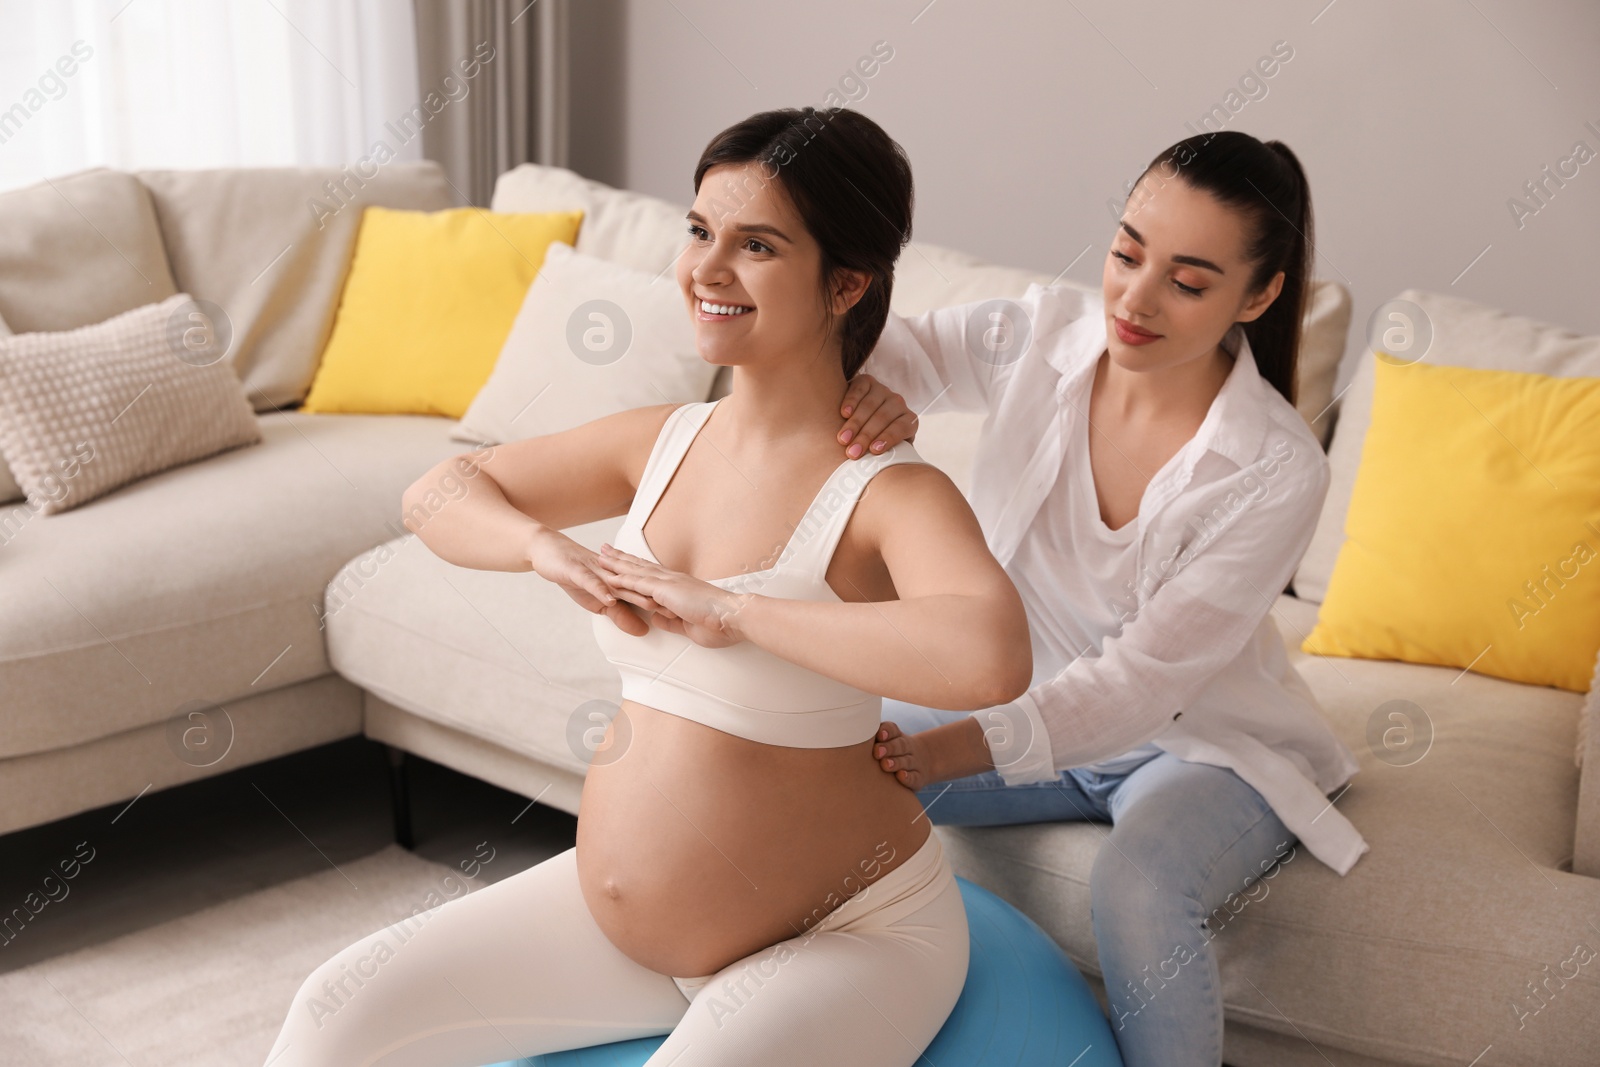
[0,737,578,976]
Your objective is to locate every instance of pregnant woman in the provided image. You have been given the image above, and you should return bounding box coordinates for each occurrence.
[839,130,1369,1067]
[263,107,1030,1067]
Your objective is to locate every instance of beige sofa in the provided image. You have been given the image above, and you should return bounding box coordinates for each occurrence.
[1,160,1594,1067]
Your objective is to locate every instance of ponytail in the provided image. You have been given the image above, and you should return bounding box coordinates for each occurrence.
[1137,132,1312,407]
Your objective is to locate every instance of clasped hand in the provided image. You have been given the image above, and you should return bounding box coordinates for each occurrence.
[524,530,742,645]
[593,543,748,648]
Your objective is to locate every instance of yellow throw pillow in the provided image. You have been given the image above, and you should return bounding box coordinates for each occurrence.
[302,207,582,417]
[1303,354,1600,691]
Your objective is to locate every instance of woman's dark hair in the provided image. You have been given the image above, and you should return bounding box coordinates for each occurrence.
[693,107,913,379]
[1133,130,1312,407]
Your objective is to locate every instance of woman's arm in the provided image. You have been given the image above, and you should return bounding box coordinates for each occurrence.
[876,439,1332,788]
[855,283,1085,415]
[597,462,1032,711]
[957,440,1333,784]
[837,283,1093,457]
[401,403,677,636]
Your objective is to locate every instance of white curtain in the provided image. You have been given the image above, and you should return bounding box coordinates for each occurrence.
[0,0,422,194]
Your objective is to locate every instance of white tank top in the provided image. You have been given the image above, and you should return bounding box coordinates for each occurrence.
[591,400,926,748]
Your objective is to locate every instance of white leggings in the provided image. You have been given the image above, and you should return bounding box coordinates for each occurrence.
[263,830,968,1067]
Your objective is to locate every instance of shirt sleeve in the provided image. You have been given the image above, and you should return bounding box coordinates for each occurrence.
[860,284,1067,416]
[990,440,1333,784]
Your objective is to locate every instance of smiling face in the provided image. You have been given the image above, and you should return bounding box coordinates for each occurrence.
[677,162,864,378]
[1101,172,1284,373]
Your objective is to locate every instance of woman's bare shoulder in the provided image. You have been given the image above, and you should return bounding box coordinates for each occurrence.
[851,455,973,529]
[847,453,1009,594]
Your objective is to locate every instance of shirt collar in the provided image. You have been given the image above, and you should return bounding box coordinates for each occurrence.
[1195,323,1273,470]
[1052,293,1273,475]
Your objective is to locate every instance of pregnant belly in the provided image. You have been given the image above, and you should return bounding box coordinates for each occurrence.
[575,701,931,979]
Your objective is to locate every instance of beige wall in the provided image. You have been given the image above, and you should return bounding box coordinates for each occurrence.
[570,0,1600,384]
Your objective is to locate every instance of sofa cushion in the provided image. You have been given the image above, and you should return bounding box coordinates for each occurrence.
[1296,290,1600,604]
[1580,659,1600,875]
[0,674,363,839]
[0,293,262,515]
[1303,356,1600,692]
[324,517,626,779]
[301,207,583,419]
[135,162,457,412]
[490,163,689,279]
[891,241,1066,314]
[0,167,179,335]
[935,593,1595,1067]
[0,411,465,759]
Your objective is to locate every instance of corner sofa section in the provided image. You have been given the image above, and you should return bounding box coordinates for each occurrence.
[0,162,467,835]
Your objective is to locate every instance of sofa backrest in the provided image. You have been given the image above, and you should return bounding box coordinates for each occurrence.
[134,161,457,412]
[0,168,179,336]
[0,161,459,416]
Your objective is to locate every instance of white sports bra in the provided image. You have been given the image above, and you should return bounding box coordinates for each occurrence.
[591,400,926,748]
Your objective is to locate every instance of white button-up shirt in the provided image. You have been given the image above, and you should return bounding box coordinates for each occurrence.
[864,284,1369,876]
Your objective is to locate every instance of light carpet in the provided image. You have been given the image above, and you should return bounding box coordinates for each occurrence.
[0,844,488,1067]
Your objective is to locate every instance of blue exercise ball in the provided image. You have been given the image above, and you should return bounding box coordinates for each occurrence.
[488,876,1124,1067]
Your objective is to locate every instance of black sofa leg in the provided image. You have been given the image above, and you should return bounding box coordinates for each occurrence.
[386,745,415,850]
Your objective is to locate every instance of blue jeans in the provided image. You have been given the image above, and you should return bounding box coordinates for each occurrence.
[882,700,1299,1067]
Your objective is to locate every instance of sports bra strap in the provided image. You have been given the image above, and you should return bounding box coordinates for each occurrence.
[626,400,925,584]
[779,445,924,582]
[596,402,929,751]
[625,402,717,533]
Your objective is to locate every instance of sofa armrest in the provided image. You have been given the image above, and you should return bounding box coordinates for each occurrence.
[1576,665,1600,877]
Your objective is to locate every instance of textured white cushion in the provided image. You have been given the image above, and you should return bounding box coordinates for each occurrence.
[1295,289,1600,604]
[0,294,262,516]
[452,242,716,446]
[0,168,182,506]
